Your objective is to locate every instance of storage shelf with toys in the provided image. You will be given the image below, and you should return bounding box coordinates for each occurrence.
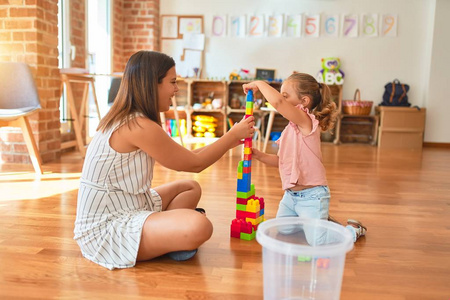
[189,80,227,138]
[162,78,288,141]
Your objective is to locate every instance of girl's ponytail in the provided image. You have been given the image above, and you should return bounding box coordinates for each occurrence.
[315,83,339,132]
[286,73,339,132]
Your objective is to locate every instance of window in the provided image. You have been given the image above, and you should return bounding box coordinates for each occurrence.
[86,0,112,138]
[58,0,72,134]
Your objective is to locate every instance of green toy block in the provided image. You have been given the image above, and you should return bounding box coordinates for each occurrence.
[237,161,243,173]
[236,204,246,211]
[240,230,256,241]
[298,256,312,262]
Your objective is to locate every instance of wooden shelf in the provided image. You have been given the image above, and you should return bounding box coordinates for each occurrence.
[375,106,426,150]
[339,114,379,145]
[331,87,380,146]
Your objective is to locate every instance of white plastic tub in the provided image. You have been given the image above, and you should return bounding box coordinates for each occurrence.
[256,217,354,300]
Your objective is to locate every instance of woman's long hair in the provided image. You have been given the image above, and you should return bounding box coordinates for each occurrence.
[97,50,175,132]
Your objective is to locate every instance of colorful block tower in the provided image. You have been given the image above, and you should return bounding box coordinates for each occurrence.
[230,90,265,240]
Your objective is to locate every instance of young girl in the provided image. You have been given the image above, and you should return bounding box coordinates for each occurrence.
[74,51,255,270]
[242,73,366,242]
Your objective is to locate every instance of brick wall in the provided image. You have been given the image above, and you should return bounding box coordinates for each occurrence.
[0,0,159,167]
[0,0,60,164]
[113,0,160,73]
[112,0,125,73]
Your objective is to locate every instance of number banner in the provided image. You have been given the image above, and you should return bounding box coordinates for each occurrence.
[286,14,302,37]
[212,15,227,37]
[214,13,398,38]
[268,15,283,37]
[249,15,265,37]
[229,15,247,37]
[343,14,358,38]
[304,14,320,37]
[361,14,378,37]
[322,14,339,37]
[382,14,397,37]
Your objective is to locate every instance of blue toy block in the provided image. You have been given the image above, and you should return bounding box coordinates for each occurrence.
[237,173,251,192]
[246,90,253,100]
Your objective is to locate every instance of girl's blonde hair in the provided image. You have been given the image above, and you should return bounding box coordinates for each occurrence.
[286,72,338,132]
[97,50,175,132]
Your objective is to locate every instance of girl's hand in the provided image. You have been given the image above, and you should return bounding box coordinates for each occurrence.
[228,116,255,145]
[251,147,262,161]
[242,82,260,94]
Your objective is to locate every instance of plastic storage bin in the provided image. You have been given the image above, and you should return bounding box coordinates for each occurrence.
[256,217,353,300]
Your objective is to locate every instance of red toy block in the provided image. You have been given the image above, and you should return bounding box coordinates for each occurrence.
[316,258,330,269]
[241,221,253,234]
[236,197,249,205]
[257,197,265,209]
[244,139,252,148]
[230,230,240,238]
[236,210,259,220]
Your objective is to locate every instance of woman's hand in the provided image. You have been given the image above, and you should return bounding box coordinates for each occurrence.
[228,116,255,147]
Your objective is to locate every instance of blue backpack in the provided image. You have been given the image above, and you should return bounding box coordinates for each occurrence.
[380,79,411,107]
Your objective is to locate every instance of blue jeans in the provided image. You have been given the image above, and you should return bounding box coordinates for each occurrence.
[276,186,357,243]
[276,186,330,220]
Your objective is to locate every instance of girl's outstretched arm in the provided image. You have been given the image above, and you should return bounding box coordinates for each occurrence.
[115,116,255,173]
[252,147,278,167]
[243,81,313,135]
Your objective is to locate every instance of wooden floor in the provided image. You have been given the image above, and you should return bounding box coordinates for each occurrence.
[1,142,449,299]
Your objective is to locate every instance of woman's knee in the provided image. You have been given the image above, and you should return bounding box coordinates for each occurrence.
[187,214,213,246]
[179,179,202,198]
[189,180,202,197]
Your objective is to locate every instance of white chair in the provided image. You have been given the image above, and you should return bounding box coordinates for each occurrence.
[0,62,43,174]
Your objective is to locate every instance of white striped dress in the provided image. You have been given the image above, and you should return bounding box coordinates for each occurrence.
[74,120,162,270]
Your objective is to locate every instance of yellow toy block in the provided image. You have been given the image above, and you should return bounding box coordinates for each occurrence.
[246,199,260,213]
[246,217,256,225]
[244,147,252,154]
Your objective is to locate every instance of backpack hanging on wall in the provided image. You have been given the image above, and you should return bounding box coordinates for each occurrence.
[380,79,411,107]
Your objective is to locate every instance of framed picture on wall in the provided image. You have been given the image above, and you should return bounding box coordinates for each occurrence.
[255,68,276,81]
[178,15,204,37]
[161,15,179,39]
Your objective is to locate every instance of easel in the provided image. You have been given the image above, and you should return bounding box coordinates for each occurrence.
[60,71,101,157]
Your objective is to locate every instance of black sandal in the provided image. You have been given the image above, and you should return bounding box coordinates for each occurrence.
[195,208,206,214]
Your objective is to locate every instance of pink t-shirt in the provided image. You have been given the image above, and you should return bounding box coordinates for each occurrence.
[276,105,328,190]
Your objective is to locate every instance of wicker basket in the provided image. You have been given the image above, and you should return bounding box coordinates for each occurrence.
[342,89,373,115]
